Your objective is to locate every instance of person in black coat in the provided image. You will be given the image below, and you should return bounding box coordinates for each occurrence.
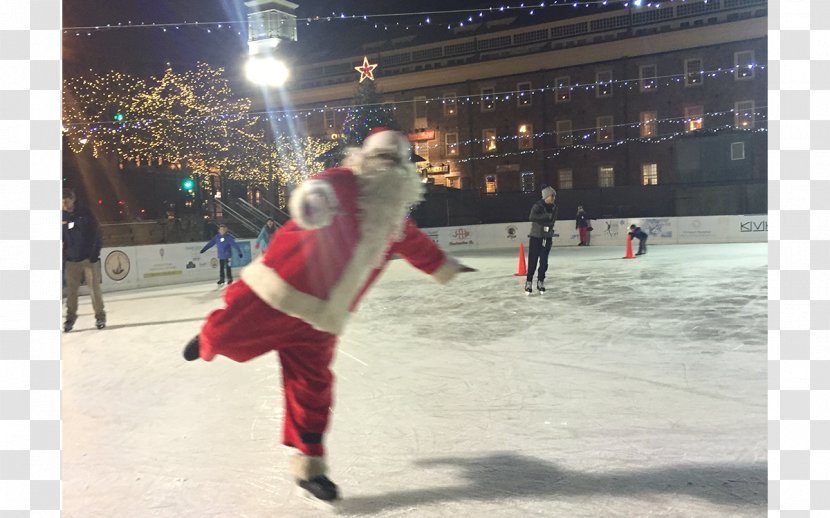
[525,186,558,294]
[575,205,592,246]
[629,224,648,256]
[62,188,106,331]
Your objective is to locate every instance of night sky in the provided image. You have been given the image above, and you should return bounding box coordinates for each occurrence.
[62,0,610,80]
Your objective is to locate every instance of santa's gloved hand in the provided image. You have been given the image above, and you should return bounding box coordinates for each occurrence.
[289,180,341,230]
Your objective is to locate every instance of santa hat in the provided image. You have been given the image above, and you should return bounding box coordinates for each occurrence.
[362,128,411,162]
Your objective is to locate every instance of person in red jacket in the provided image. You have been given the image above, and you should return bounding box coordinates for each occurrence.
[182,129,474,502]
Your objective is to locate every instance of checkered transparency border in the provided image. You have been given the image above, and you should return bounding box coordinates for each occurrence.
[769,0,830,515]
[0,0,62,515]
[0,0,821,515]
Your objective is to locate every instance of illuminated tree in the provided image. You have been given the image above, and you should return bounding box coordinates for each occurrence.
[341,79,400,147]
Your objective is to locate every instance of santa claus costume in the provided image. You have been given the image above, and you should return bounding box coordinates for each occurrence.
[183,129,470,502]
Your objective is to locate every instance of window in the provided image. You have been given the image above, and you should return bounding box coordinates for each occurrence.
[414,96,427,126]
[685,106,704,132]
[558,169,573,189]
[483,128,497,153]
[443,93,457,117]
[324,109,336,130]
[481,87,495,111]
[639,64,657,92]
[556,120,573,146]
[445,132,459,156]
[596,70,613,98]
[520,171,535,192]
[735,100,755,129]
[517,82,532,107]
[518,123,534,150]
[598,166,615,188]
[640,111,657,137]
[597,116,614,142]
[485,174,498,193]
[555,76,571,103]
[734,50,755,80]
[685,58,703,87]
[731,142,746,160]
[641,163,658,186]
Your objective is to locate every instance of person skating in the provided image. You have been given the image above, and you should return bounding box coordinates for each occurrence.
[182,129,475,502]
[575,205,593,246]
[254,218,278,252]
[629,224,648,255]
[62,188,106,331]
[200,224,243,285]
[525,186,558,294]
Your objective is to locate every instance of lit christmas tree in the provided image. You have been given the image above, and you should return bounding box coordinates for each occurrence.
[341,79,400,148]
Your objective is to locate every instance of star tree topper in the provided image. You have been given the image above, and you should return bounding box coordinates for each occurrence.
[354,56,378,82]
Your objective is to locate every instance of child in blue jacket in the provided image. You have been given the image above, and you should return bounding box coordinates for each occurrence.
[200,224,243,285]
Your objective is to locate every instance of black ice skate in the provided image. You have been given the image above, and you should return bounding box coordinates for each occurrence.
[537,280,546,293]
[216,279,225,286]
[183,335,200,361]
[63,318,75,332]
[524,281,533,295]
[298,475,339,502]
[95,317,106,330]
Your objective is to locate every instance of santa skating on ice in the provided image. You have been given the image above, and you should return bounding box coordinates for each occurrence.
[182,128,475,502]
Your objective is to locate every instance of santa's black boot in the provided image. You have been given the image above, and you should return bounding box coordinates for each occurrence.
[183,335,201,361]
[291,454,339,501]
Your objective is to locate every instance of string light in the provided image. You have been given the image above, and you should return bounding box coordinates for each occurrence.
[61,0,739,35]
[62,64,336,187]
[63,63,766,129]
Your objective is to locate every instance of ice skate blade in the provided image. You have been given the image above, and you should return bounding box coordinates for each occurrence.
[299,487,342,513]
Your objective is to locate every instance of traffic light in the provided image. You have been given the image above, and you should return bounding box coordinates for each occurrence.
[113,113,125,121]
[182,178,195,190]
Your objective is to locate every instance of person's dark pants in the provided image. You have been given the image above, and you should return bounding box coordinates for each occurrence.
[219,259,233,282]
[637,236,648,255]
[526,236,553,282]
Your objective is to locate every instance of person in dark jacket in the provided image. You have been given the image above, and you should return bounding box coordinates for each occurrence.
[525,186,558,294]
[575,205,592,246]
[62,188,105,331]
[629,224,648,255]
[200,224,243,285]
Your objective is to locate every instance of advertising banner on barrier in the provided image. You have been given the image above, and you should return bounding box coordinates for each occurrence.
[588,219,633,246]
[732,214,768,242]
[444,226,478,251]
[677,216,731,243]
[99,246,139,291]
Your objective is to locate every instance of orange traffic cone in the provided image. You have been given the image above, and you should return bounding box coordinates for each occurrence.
[514,242,528,276]
[623,234,637,259]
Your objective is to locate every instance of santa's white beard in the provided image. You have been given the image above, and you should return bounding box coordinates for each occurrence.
[354,158,425,267]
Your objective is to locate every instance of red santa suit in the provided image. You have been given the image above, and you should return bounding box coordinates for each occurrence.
[197,133,460,465]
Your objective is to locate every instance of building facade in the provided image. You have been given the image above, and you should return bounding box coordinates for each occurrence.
[256,0,768,220]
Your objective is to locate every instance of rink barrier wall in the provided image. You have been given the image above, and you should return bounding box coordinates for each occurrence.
[87,214,766,293]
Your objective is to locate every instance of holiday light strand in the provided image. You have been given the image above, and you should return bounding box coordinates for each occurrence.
[63,63,766,128]
[61,1,642,33]
[452,125,767,164]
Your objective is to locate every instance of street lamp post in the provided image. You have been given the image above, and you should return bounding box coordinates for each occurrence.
[245,0,297,87]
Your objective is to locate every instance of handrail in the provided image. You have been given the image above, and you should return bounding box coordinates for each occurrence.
[213,199,260,235]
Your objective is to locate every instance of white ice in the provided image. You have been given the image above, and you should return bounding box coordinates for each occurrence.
[62,242,767,517]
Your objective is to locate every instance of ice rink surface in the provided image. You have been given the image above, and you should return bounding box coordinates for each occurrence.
[62,242,767,517]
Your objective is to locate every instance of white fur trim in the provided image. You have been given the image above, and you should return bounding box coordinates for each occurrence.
[431,256,461,285]
[241,258,349,335]
[288,180,339,230]
[289,454,327,481]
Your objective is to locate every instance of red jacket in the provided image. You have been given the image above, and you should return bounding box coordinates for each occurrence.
[240,168,457,334]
